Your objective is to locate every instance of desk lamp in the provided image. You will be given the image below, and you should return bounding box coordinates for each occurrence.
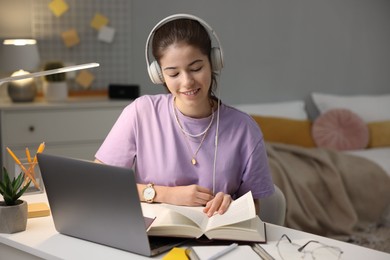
[0,63,100,86]
[0,39,40,102]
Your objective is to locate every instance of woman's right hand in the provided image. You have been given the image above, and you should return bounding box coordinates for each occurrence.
[159,184,214,206]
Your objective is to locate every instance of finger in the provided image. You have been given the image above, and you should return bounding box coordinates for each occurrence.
[196,192,214,204]
[203,201,216,217]
[203,200,212,212]
[217,195,233,214]
[204,193,224,217]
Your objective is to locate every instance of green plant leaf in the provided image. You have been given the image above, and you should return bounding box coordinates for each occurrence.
[3,168,13,197]
[5,180,13,198]
[1,167,31,206]
[3,193,14,205]
[3,167,11,185]
[15,180,32,201]
[13,172,25,190]
[0,181,5,195]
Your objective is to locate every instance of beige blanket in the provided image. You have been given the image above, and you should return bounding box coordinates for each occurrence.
[266,142,390,237]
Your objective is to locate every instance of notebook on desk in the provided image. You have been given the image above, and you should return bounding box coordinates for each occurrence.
[37,153,186,257]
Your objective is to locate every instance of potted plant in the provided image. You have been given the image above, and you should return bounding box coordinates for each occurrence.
[43,61,68,101]
[0,167,31,233]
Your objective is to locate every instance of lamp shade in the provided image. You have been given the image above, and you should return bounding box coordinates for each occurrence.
[0,39,40,73]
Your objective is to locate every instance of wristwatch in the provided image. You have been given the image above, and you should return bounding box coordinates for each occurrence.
[143,183,156,203]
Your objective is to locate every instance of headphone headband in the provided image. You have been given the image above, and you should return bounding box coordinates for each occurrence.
[145,13,224,84]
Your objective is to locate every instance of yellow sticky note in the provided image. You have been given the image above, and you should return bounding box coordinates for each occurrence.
[162,247,188,260]
[76,70,95,89]
[28,203,50,218]
[91,13,109,30]
[48,0,69,17]
[61,28,80,48]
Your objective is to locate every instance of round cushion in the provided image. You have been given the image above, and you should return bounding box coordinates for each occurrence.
[312,108,369,151]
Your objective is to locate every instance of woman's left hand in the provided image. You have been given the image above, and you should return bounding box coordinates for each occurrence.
[203,192,233,217]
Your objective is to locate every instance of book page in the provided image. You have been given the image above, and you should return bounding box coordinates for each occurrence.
[148,209,204,238]
[205,191,256,231]
[143,203,205,237]
[204,217,266,242]
[163,204,209,230]
[142,203,203,228]
[151,208,198,227]
[162,191,256,233]
[141,202,166,219]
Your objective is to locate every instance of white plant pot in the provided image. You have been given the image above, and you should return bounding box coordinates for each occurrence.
[43,81,68,102]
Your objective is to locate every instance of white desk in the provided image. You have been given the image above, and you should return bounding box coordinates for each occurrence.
[0,193,389,260]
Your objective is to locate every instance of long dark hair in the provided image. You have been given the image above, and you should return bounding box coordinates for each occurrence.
[152,18,218,99]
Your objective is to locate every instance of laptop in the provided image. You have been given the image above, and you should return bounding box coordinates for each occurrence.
[37,153,187,256]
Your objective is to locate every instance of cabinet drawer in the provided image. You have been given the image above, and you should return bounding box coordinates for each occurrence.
[2,108,121,145]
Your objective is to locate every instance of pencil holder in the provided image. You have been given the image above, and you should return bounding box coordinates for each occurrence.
[14,159,44,194]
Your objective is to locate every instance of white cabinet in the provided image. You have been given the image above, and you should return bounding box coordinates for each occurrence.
[0,98,129,178]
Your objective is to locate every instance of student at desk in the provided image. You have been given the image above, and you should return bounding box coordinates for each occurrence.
[95,14,274,217]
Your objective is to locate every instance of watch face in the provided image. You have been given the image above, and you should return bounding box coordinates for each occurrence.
[143,187,156,200]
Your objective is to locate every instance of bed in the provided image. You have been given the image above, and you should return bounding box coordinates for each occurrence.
[233,92,390,252]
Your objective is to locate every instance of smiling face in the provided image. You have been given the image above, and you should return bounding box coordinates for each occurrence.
[151,18,217,118]
[160,42,213,118]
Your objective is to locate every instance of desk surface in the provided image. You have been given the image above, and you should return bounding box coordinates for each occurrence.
[0,193,388,260]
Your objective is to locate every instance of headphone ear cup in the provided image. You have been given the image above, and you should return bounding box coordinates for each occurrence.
[148,61,164,84]
[210,47,223,73]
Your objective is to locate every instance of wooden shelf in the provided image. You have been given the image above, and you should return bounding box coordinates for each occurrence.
[36,89,108,98]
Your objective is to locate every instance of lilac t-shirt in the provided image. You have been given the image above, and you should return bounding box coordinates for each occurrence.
[95,94,274,199]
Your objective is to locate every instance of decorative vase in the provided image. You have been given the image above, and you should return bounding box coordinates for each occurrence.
[0,200,28,234]
[7,71,37,102]
[43,81,68,102]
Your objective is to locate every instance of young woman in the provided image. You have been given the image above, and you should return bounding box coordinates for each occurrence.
[95,14,274,217]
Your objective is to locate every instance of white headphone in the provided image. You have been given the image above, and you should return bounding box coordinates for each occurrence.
[145,14,224,84]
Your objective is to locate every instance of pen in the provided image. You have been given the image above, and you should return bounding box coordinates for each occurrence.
[207,243,238,260]
[6,147,39,189]
[32,142,46,164]
[26,147,32,163]
[7,147,29,175]
[25,147,35,179]
[185,247,200,260]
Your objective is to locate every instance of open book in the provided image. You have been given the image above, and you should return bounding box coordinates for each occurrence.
[142,191,266,242]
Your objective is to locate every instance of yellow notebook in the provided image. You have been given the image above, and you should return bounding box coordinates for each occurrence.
[162,247,189,260]
[28,202,51,218]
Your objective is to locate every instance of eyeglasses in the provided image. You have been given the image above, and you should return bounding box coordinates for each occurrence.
[276,234,343,260]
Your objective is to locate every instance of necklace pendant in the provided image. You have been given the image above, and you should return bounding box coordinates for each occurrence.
[191,158,197,165]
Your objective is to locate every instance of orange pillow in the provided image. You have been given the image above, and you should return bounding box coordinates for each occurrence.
[367,121,390,148]
[251,115,316,147]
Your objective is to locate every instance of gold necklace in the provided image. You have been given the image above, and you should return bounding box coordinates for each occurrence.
[172,98,214,165]
[181,126,210,165]
[173,101,215,138]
